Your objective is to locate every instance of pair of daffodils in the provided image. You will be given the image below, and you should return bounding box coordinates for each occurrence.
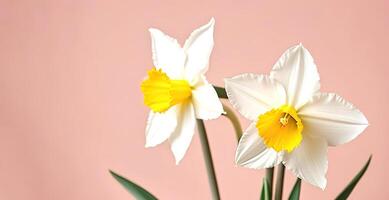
[141,18,368,189]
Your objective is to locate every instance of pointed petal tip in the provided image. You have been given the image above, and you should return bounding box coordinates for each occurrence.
[234,147,244,165]
[234,162,241,168]
[204,17,215,29]
[234,155,241,165]
[174,156,182,165]
[171,146,184,165]
[148,28,167,38]
[294,42,306,51]
[289,170,327,190]
[319,180,327,190]
[235,160,245,169]
[198,17,215,29]
[290,43,306,52]
[209,17,215,24]
[199,17,214,27]
[148,28,165,39]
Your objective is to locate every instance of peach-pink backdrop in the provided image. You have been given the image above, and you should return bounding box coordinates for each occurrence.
[1,0,388,199]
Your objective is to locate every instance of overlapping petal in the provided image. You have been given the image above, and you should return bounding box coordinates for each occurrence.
[149,28,186,79]
[283,135,328,190]
[169,103,196,164]
[225,74,287,121]
[191,84,224,120]
[183,18,215,84]
[270,44,320,109]
[235,123,283,169]
[298,93,369,146]
[145,106,179,147]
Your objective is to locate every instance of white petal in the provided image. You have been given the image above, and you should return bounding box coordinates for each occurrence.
[235,123,283,169]
[149,28,186,79]
[145,106,179,147]
[183,18,215,84]
[298,93,368,146]
[270,44,320,109]
[224,73,287,121]
[283,135,328,190]
[191,83,224,120]
[169,103,196,164]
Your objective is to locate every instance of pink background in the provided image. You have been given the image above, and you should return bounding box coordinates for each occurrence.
[0,0,388,199]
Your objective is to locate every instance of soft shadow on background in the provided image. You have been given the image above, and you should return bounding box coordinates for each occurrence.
[0,0,388,199]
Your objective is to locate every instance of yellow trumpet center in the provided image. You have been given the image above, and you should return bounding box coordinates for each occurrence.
[141,68,192,113]
[256,105,303,152]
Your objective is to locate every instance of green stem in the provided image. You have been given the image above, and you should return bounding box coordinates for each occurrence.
[266,167,274,199]
[217,87,274,199]
[274,164,285,200]
[213,85,228,99]
[197,119,220,200]
[222,104,243,140]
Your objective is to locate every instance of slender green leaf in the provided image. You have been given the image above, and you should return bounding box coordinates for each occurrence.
[288,178,301,200]
[260,178,271,200]
[265,168,274,200]
[109,170,158,200]
[335,155,372,200]
[213,85,228,99]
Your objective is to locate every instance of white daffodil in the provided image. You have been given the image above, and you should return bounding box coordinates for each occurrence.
[225,44,368,189]
[141,18,224,164]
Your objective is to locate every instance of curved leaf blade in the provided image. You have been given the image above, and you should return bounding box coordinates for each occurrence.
[288,178,301,200]
[335,155,372,200]
[260,177,271,200]
[109,170,158,200]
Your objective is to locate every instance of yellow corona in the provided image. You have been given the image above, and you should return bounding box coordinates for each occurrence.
[256,105,303,152]
[141,68,192,113]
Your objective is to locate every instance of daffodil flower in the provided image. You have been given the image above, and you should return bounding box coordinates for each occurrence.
[225,44,368,189]
[141,18,224,164]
